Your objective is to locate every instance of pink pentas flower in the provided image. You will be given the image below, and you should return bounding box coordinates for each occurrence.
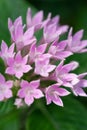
[8,16,23,42]
[0,73,13,101]
[14,98,24,108]
[17,80,44,106]
[66,28,87,53]
[5,51,32,79]
[52,60,79,87]
[45,84,70,106]
[29,42,47,63]
[26,8,43,31]
[35,54,56,77]
[48,40,72,60]
[0,40,15,65]
[8,16,36,50]
[71,73,87,96]
[43,15,68,43]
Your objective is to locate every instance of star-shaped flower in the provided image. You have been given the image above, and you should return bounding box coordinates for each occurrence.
[5,51,32,79]
[8,16,36,50]
[18,80,44,106]
[45,84,70,106]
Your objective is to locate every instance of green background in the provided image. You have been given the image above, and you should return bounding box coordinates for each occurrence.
[0,0,87,130]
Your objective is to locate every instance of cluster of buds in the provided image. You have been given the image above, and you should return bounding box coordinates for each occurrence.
[0,8,87,108]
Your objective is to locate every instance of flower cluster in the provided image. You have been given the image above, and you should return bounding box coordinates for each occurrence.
[0,8,87,108]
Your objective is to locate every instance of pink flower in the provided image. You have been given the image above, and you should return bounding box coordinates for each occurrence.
[72,73,87,96]
[0,73,13,101]
[43,16,68,43]
[29,42,47,63]
[26,8,43,31]
[53,60,79,87]
[67,28,87,53]
[14,98,24,108]
[18,80,44,106]
[48,40,72,60]
[5,51,32,79]
[45,84,70,106]
[0,41,15,65]
[8,16,36,50]
[35,54,56,77]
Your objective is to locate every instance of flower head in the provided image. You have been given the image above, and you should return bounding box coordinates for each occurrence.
[0,8,87,108]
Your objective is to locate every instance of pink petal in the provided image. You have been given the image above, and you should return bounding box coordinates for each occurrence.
[1,40,8,52]
[6,81,13,88]
[15,51,22,62]
[0,94,4,101]
[78,73,87,79]
[5,67,15,75]
[62,61,79,73]
[0,73,5,83]
[33,89,44,99]
[58,40,68,49]
[15,72,23,79]
[73,29,84,41]
[25,96,34,106]
[74,87,87,97]
[22,55,28,64]
[47,64,56,72]
[52,15,60,24]
[9,43,15,53]
[37,43,47,54]
[23,27,34,42]
[57,88,70,96]
[52,95,63,106]
[26,8,32,28]
[56,51,72,60]
[21,80,29,88]
[33,11,43,24]
[7,57,14,66]
[15,21,23,42]
[30,80,40,89]
[17,89,25,98]
[56,60,64,71]
[22,65,32,73]
[79,80,87,88]
[8,18,13,29]
[46,94,52,105]
[5,90,12,98]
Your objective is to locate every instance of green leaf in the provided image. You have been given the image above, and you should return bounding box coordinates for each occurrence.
[26,96,87,130]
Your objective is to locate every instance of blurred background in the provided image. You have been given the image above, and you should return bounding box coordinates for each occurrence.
[0,0,87,130]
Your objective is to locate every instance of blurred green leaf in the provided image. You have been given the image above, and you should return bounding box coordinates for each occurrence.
[26,96,87,130]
